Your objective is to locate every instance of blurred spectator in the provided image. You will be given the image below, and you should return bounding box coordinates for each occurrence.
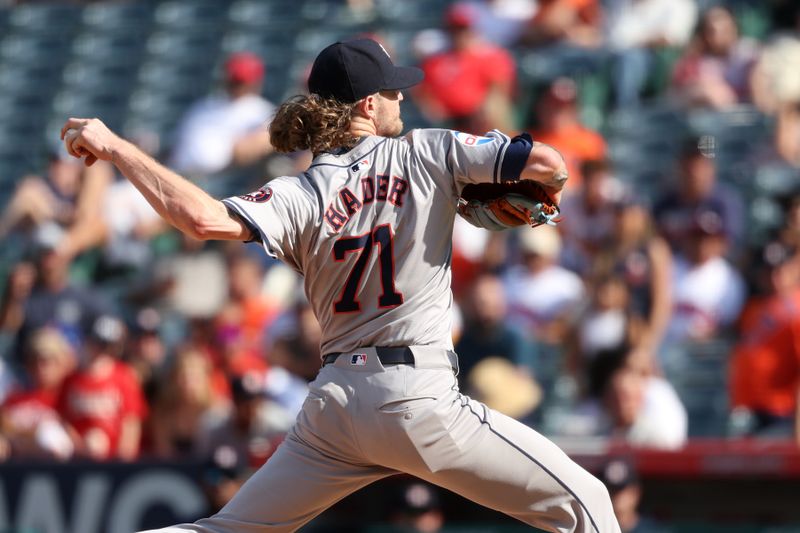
[653,139,745,254]
[598,457,667,533]
[149,235,228,319]
[559,159,625,273]
[124,307,167,405]
[563,345,687,450]
[268,300,323,381]
[671,6,760,109]
[200,450,250,514]
[195,374,286,471]
[450,217,508,297]
[567,275,640,381]
[604,0,697,107]
[100,179,166,276]
[169,52,275,179]
[415,2,516,133]
[0,224,112,359]
[461,0,538,48]
[383,482,444,533]
[148,347,228,458]
[521,0,603,48]
[503,225,585,345]
[0,148,112,258]
[665,205,746,344]
[730,241,800,439]
[592,196,673,352]
[780,193,800,250]
[455,272,534,382]
[213,253,279,375]
[0,328,76,460]
[751,3,800,115]
[775,101,800,167]
[528,77,607,188]
[57,315,146,461]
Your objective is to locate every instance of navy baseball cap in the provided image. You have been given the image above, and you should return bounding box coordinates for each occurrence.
[308,39,424,103]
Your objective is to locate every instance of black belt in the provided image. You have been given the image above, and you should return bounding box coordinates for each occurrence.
[322,346,415,366]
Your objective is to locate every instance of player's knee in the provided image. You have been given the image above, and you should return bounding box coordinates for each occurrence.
[590,474,612,507]
[580,472,615,523]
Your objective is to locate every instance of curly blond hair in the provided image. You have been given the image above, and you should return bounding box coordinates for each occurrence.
[269,94,360,155]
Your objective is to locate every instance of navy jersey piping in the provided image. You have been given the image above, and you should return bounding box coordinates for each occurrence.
[491,130,511,184]
[308,138,388,169]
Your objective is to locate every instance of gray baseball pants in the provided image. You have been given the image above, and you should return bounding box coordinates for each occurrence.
[138,346,620,533]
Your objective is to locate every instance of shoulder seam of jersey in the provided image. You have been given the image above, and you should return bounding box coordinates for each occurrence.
[307,138,388,169]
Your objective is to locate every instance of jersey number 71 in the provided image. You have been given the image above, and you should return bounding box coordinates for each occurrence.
[332,224,403,313]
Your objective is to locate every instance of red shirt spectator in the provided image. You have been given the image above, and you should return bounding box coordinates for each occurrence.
[731,244,800,421]
[1,327,76,460]
[4,388,59,427]
[420,45,515,119]
[58,315,146,461]
[417,2,516,133]
[59,359,146,460]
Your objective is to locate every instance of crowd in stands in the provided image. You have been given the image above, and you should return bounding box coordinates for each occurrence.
[0,1,799,510]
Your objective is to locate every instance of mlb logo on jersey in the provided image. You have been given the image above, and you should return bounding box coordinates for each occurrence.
[350,159,369,172]
[350,353,368,366]
[454,132,494,146]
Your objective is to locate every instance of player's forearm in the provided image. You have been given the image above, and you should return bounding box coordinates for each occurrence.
[110,140,241,240]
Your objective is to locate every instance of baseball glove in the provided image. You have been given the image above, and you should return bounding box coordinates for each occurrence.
[457,180,560,231]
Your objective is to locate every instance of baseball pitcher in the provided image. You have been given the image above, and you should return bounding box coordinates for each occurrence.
[61,39,620,533]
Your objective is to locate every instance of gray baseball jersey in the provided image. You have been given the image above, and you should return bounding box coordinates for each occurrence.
[140,128,620,533]
[222,129,514,356]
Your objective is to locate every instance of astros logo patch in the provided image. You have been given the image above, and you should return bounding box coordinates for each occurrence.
[454,132,494,146]
[239,186,273,203]
[350,353,368,366]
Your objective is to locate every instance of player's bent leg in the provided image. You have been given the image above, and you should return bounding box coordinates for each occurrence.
[137,368,396,533]
[136,431,393,533]
[371,376,619,533]
[433,399,618,532]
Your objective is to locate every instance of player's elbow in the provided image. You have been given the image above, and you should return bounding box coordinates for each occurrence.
[185,201,247,242]
[522,143,568,190]
[185,203,225,241]
[531,143,565,177]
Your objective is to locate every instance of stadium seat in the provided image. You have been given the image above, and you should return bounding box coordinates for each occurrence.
[519,47,610,85]
[295,28,363,63]
[8,3,82,33]
[71,33,146,65]
[754,164,800,197]
[374,0,449,29]
[228,0,301,27]
[301,0,377,29]
[0,63,62,96]
[146,30,223,61]
[662,338,733,437]
[82,2,153,32]
[1,33,73,67]
[154,0,229,29]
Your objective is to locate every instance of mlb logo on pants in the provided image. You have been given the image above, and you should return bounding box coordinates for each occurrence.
[351,353,367,366]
